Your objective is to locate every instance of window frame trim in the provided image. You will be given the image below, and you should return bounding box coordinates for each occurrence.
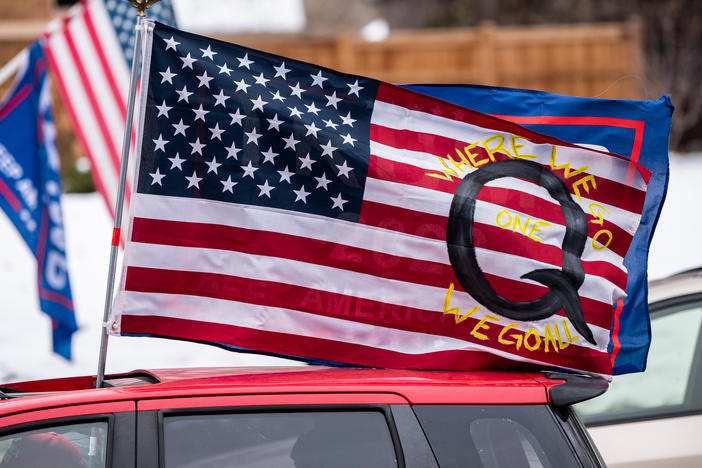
[550,406,606,467]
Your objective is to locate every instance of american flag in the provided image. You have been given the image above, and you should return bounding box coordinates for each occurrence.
[112,22,650,376]
[43,0,176,219]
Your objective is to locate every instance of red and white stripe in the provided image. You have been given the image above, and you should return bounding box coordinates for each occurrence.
[43,0,133,220]
[113,83,648,377]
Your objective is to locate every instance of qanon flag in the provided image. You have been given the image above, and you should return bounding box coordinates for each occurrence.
[111,22,655,376]
[403,84,672,374]
[0,42,77,359]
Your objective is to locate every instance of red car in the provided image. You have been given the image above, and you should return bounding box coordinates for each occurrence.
[0,366,605,467]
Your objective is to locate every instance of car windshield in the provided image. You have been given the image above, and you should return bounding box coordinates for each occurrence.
[576,300,702,423]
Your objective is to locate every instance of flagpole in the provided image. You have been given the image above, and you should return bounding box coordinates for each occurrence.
[95,8,152,388]
[0,49,28,88]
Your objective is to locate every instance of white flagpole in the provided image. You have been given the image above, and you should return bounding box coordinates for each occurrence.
[95,7,154,388]
[0,49,28,88]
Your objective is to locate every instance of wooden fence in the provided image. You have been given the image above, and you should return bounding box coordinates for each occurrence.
[0,20,645,169]
[217,19,644,100]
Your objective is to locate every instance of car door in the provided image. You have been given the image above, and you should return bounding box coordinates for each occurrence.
[0,400,136,467]
[135,393,438,468]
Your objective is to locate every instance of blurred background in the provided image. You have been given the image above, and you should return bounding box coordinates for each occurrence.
[0,0,701,382]
[3,0,702,185]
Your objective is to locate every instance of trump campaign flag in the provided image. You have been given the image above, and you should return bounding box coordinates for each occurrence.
[110,22,655,376]
[43,0,177,220]
[403,84,673,374]
[0,42,76,359]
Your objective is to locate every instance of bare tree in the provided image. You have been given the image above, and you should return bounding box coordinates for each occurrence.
[640,0,702,149]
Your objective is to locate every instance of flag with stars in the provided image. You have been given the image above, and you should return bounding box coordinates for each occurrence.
[111,22,654,376]
[43,0,177,221]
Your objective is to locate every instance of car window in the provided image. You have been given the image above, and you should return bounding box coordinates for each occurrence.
[412,405,581,468]
[162,410,398,468]
[0,421,108,468]
[576,301,702,424]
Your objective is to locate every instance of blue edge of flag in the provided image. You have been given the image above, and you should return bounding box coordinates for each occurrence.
[0,42,77,359]
[129,82,672,376]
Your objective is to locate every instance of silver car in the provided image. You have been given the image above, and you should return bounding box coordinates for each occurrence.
[576,269,702,468]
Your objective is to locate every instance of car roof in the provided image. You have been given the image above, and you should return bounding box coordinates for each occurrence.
[649,268,702,304]
[1,366,567,416]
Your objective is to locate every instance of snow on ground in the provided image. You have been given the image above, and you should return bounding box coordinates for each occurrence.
[1,153,701,382]
[173,0,306,33]
[0,193,294,383]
